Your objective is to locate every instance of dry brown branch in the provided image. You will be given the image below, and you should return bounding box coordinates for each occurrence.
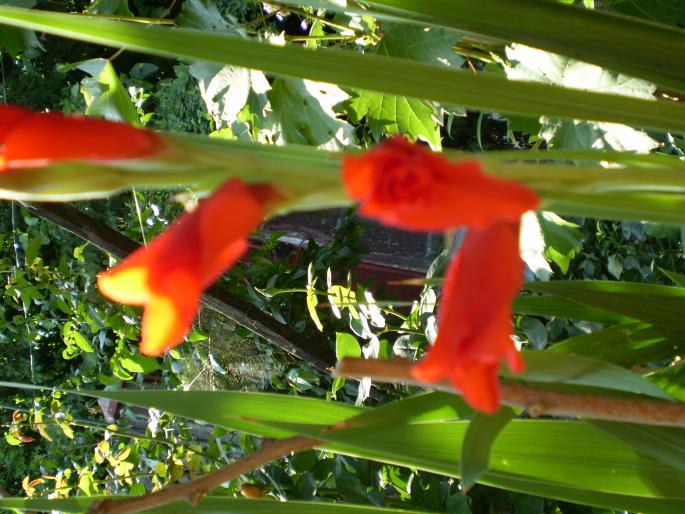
[336,357,685,427]
[88,436,320,514]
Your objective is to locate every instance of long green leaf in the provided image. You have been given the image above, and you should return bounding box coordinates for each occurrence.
[516,351,673,400]
[0,7,684,133]
[549,322,685,367]
[526,280,685,329]
[22,387,685,513]
[346,0,685,93]
[513,295,632,324]
[0,497,430,514]
[590,421,685,472]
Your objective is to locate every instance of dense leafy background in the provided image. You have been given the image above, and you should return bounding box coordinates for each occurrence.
[0,1,684,513]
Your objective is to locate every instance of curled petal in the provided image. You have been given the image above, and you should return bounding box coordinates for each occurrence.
[343,136,538,231]
[1,108,166,171]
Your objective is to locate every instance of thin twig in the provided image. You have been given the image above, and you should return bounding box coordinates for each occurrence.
[336,357,685,428]
[88,436,320,514]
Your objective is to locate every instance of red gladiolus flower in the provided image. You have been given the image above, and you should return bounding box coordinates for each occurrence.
[343,136,538,231]
[0,105,166,171]
[342,136,539,413]
[98,179,282,356]
[411,222,526,413]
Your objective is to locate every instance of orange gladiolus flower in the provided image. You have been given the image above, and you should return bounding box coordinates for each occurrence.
[98,179,283,356]
[342,136,539,413]
[411,222,526,413]
[343,136,537,231]
[0,105,166,171]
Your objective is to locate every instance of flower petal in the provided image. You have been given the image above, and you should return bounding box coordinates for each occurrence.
[0,105,32,144]
[343,136,538,231]
[411,222,525,412]
[98,178,279,355]
[2,111,166,169]
[140,271,201,356]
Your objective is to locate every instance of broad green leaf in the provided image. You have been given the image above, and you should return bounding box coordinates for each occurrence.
[538,212,582,274]
[378,24,464,66]
[506,44,658,153]
[176,0,233,31]
[647,362,685,402]
[460,407,515,490]
[0,496,431,514]
[346,23,462,148]
[189,62,267,130]
[590,421,685,472]
[513,295,631,324]
[336,332,362,360]
[268,78,354,150]
[2,7,683,132]
[59,58,140,125]
[514,350,673,400]
[347,90,440,148]
[333,332,362,394]
[549,322,685,367]
[526,280,685,329]
[0,0,38,58]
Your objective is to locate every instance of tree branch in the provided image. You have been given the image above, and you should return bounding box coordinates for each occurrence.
[22,202,335,371]
[336,357,685,427]
[88,435,320,514]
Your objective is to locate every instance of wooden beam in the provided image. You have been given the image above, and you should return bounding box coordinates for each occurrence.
[22,202,335,372]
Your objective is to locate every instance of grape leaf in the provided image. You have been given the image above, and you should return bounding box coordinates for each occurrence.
[505,44,658,152]
[346,24,463,149]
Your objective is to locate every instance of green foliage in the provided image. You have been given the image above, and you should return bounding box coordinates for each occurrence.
[0,1,684,514]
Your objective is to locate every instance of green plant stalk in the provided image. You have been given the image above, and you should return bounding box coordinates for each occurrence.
[297,0,685,94]
[0,7,684,133]
[4,134,685,223]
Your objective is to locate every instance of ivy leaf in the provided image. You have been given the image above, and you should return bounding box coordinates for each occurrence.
[505,44,658,152]
[268,78,354,150]
[346,24,463,149]
[538,212,582,274]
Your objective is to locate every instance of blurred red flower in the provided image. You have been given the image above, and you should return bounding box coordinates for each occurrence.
[343,136,537,231]
[342,136,538,413]
[411,222,526,413]
[98,179,283,356]
[0,105,166,171]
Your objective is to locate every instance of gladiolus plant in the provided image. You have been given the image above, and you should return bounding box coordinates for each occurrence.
[342,137,539,412]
